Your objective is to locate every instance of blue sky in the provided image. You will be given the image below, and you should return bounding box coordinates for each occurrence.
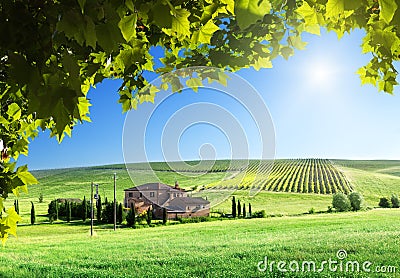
[19,29,400,170]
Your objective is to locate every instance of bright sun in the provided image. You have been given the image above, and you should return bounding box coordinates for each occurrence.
[305,58,338,89]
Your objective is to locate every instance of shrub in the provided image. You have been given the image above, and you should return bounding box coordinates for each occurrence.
[248,203,252,218]
[117,203,123,224]
[232,196,236,218]
[162,207,167,225]
[252,210,266,218]
[308,207,315,214]
[327,206,333,213]
[379,197,391,208]
[348,192,363,211]
[332,193,351,212]
[102,202,114,223]
[177,216,211,223]
[126,202,136,228]
[146,207,152,225]
[391,194,399,208]
[38,193,44,203]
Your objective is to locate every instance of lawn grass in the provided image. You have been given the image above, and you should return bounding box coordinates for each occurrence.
[1,209,399,277]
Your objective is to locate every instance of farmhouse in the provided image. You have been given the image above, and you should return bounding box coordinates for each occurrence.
[124,182,210,219]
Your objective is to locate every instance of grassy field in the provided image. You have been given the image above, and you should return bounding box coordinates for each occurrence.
[1,209,399,277]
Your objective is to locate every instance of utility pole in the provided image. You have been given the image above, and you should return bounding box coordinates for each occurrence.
[113,173,116,231]
[90,182,94,237]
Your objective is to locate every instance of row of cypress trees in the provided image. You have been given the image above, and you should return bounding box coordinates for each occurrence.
[231,196,252,218]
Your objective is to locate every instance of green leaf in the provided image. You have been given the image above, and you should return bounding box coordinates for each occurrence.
[116,46,143,71]
[7,103,21,121]
[344,0,362,11]
[235,0,271,30]
[186,77,203,92]
[118,14,137,42]
[151,3,172,28]
[288,35,307,50]
[378,0,398,24]
[172,9,191,38]
[16,165,38,186]
[296,2,318,26]
[1,207,22,238]
[280,46,294,60]
[253,56,272,70]
[96,22,124,53]
[325,0,345,18]
[221,0,235,14]
[125,0,135,12]
[77,0,86,13]
[192,20,220,44]
[84,16,97,48]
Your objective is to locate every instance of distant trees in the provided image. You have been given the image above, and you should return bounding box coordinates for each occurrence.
[66,202,71,223]
[146,207,152,225]
[38,193,44,203]
[30,202,35,225]
[379,197,391,208]
[96,195,102,221]
[81,196,87,222]
[232,197,236,218]
[348,192,363,211]
[332,193,352,212]
[237,200,241,218]
[162,207,167,225]
[126,202,136,228]
[378,194,400,208]
[243,203,246,218]
[391,194,400,208]
[117,203,123,224]
[248,203,252,218]
[14,200,19,214]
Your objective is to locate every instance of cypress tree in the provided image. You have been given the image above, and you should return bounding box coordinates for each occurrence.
[237,200,241,217]
[117,203,123,224]
[82,196,87,222]
[66,202,71,223]
[249,203,252,218]
[55,200,59,220]
[14,199,19,214]
[30,201,35,225]
[232,196,236,218]
[105,197,108,205]
[243,203,246,218]
[162,207,167,225]
[96,195,102,221]
[131,202,136,228]
[146,207,152,225]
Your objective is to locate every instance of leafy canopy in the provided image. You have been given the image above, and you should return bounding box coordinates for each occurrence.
[0,0,399,243]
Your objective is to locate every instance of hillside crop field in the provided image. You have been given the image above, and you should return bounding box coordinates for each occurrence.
[1,210,399,277]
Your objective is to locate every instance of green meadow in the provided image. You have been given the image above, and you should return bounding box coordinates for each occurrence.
[1,210,399,277]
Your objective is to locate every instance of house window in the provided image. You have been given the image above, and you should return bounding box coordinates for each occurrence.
[128,192,133,197]
[187,206,190,210]
[150,192,155,197]
[140,193,143,197]
[173,193,176,197]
